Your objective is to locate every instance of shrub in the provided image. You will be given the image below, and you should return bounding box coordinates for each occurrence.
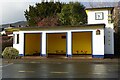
[2,47,19,59]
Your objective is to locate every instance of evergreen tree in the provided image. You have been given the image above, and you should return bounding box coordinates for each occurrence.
[24,1,87,26]
[58,2,87,26]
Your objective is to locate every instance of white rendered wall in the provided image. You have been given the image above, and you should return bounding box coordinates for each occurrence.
[92,29,104,55]
[105,24,114,54]
[67,31,72,56]
[18,31,24,55]
[87,10,109,24]
[13,28,104,56]
[13,31,24,55]
[13,32,19,53]
[87,9,114,55]
[41,32,47,56]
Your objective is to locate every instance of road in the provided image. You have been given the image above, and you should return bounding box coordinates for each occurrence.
[1,58,119,79]
[0,58,2,80]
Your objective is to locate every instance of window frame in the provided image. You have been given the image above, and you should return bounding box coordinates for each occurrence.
[95,12,104,20]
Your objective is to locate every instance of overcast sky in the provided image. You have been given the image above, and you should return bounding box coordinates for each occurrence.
[0,0,119,25]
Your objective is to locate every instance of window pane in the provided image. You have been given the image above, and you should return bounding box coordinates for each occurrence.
[17,34,19,44]
[13,34,15,44]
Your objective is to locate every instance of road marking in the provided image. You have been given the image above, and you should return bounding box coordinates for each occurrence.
[93,73,103,74]
[50,72,69,74]
[0,63,13,68]
[30,62,36,63]
[18,71,35,73]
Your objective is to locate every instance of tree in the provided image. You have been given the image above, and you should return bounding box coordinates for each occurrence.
[37,16,59,26]
[24,1,87,26]
[112,1,120,33]
[24,1,62,26]
[24,5,39,26]
[58,2,87,26]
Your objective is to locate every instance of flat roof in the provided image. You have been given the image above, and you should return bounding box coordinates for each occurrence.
[5,24,105,31]
[85,7,114,10]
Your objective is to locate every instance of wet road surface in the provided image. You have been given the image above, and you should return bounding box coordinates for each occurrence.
[0,58,2,79]
[2,59,119,78]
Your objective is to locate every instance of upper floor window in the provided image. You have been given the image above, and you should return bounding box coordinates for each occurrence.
[95,12,104,20]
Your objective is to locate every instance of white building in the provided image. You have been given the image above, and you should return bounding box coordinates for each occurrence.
[11,7,114,58]
[86,7,114,57]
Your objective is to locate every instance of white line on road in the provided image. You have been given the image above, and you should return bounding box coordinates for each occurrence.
[50,72,69,74]
[18,71,35,73]
[0,63,13,68]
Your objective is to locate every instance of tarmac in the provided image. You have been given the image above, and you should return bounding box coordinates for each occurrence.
[1,56,119,79]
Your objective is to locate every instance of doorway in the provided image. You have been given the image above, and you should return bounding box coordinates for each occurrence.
[24,33,41,56]
[47,33,67,58]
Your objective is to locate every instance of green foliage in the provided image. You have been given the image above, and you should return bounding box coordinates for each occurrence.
[24,1,62,26]
[58,2,87,26]
[24,1,87,26]
[2,47,19,59]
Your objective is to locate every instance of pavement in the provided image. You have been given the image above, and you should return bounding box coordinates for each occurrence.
[2,56,119,64]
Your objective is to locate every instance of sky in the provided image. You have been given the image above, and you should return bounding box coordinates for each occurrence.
[0,0,119,25]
